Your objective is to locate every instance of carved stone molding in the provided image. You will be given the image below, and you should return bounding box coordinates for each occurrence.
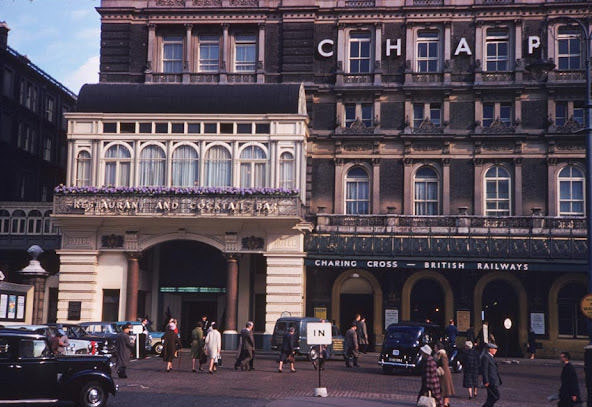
[156,0,184,5]
[193,0,222,6]
[241,236,264,250]
[124,232,139,252]
[225,232,240,252]
[101,234,124,249]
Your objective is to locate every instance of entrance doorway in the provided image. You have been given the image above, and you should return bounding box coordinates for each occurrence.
[181,300,218,345]
[339,276,374,350]
[482,280,520,357]
[410,279,445,326]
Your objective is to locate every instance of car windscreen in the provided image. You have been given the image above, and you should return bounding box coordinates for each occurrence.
[68,326,88,337]
[385,326,423,345]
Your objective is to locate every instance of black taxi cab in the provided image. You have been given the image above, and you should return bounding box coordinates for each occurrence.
[0,328,117,406]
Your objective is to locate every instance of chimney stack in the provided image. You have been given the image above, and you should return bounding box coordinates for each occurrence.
[0,22,9,50]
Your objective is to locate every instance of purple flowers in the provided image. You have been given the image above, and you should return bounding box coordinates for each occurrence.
[54,184,299,197]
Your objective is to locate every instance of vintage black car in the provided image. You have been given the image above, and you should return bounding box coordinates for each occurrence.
[378,322,442,373]
[0,328,117,407]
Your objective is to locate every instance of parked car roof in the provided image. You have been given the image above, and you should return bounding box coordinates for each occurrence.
[275,317,322,323]
[0,328,47,340]
[387,321,441,329]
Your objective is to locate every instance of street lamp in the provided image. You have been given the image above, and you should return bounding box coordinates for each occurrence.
[526,16,592,407]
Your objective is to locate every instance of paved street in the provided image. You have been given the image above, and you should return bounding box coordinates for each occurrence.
[109,350,587,407]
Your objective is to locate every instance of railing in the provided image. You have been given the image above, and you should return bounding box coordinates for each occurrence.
[548,71,586,82]
[409,73,443,83]
[227,73,257,83]
[189,73,219,83]
[343,74,373,84]
[344,0,375,6]
[481,72,514,82]
[476,0,514,4]
[409,0,443,5]
[150,73,182,83]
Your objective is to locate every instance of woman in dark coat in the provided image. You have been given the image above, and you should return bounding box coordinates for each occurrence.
[277,326,296,373]
[462,341,480,399]
[162,325,182,372]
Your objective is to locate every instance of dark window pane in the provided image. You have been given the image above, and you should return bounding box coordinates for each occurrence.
[155,123,168,133]
[139,123,152,133]
[120,122,135,133]
[103,122,117,133]
[187,123,201,133]
[204,123,217,133]
[237,123,252,134]
[171,123,184,133]
[220,123,233,134]
[255,123,270,134]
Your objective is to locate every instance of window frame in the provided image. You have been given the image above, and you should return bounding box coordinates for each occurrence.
[347,31,373,74]
[233,33,257,73]
[484,27,510,72]
[162,34,184,73]
[138,144,167,187]
[75,150,92,187]
[204,144,232,187]
[198,34,220,73]
[103,143,133,187]
[557,26,582,71]
[416,30,440,73]
[557,165,585,217]
[343,103,374,128]
[239,144,268,188]
[413,103,441,128]
[344,166,370,215]
[413,166,441,215]
[171,144,200,187]
[279,151,296,189]
[483,165,512,217]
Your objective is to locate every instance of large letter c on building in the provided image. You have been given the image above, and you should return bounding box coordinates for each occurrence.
[318,39,334,58]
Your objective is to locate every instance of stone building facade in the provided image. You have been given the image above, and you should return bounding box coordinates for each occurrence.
[56,0,591,355]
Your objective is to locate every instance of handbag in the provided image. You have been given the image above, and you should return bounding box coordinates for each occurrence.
[216,355,223,367]
[417,391,437,407]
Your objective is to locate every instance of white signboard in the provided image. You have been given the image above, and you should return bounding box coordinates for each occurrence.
[530,312,545,335]
[385,308,399,329]
[307,322,332,345]
[132,324,144,335]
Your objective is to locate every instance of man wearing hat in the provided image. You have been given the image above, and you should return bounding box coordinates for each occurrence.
[481,343,502,407]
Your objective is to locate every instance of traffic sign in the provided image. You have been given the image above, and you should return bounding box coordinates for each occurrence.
[580,294,592,319]
[307,322,332,345]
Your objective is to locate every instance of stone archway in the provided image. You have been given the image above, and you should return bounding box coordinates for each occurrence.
[401,271,454,324]
[474,273,528,354]
[548,274,587,341]
[332,269,383,345]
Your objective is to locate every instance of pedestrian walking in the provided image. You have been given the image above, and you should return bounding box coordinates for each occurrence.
[461,341,479,399]
[201,314,210,334]
[445,320,458,347]
[190,321,205,373]
[278,326,296,373]
[205,322,221,374]
[162,323,182,373]
[114,323,134,378]
[359,317,369,353]
[344,322,359,368]
[234,321,255,371]
[435,342,455,407]
[527,330,537,360]
[418,344,442,407]
[558,352,581,407]
[481,343,502,407]
[56,329,70,355]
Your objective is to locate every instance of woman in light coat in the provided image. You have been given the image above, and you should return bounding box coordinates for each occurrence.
[204,322,221,374]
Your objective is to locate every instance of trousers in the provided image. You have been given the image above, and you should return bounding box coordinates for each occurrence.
[482,385,500,407]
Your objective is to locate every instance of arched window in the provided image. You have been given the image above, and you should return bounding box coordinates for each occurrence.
[104,144,131,186]
[139,145,166,186]
[558,282,587,338]
[0,210,9,234]
[11,210,26,235]
[172,145,199,187]
[558,166,585,216]
[414,166,439,215]
[239,145,267,188]
[205,145,231,187]
[27,210,42,235]
[279,152,295,189]
[75,150,91,187]
[484,166,511,216]
[345,167,369,215]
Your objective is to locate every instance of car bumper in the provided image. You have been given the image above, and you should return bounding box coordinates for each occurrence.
[378,360,417,369]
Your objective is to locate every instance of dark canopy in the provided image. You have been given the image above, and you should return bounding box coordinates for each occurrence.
[76,83,302,114]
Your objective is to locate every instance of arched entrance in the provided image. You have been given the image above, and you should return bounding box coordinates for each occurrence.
[141,240,227,343]
[474,273,527,357]
[402,271,454,327]
[549,274,587,341]
[332,270,383,349]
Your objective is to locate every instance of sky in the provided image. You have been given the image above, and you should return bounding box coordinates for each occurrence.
[0,0,101,94]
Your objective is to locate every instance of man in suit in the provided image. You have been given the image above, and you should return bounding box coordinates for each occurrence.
[344,323,359,368]
[114,323,134,378]
[481,342,502,407]
[558,351,581,407]
[234,321,255,371]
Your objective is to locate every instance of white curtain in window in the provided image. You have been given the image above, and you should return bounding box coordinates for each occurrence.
[139,145,166,186]
[345,167,369,215]
[76,151,91,186]
[279,152,295,189]
[205,145,231,187]
[240,145,266,188]
[104,144,131,186]
[172,145,199,187]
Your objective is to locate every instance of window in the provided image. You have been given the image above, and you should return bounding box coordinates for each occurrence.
[27,85,37,112]
[482,102,512,127]
[27,210,42,235]
[120,122,135,133]
[558,282,587,338]
[555,102,568,127]
[344,103,373,128]
[104,144,132,187]
[234,34,256,72]
[199,35,220,72]
[574,102,585,127]
[414,166,440,215]
[413,103,441,127]
[162,35,184,73]
[46,96,55,122]
[485,28,509,71]
[240,145,267,188]
[103,122,117,133]
[11,210,26,235]
[484,166,511,216]
[43,210,54,235]
[76,151,92,187]
[558,27,582,70]
[558,166,585,216]
[19,339,51,359]
[345,167,370,215]
[43,137,52,161]
[205,145,231,187]
[3,68,13,98]
[0,210,9,234]
[139,145,166,186]
[279,152,295,189]
[417,31,439,73]
[348,32,372,74]
[172,145,199,187]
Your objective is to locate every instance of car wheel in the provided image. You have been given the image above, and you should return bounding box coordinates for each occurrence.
[309,348,318,361]
[382,366,394,374]
[153,342,163,355]
[79,381,108,407]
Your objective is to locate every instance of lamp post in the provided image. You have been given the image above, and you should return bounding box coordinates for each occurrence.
[526,16,592,407]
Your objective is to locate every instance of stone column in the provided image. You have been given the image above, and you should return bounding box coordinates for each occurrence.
[221,24,229,82]
[146,23,156,80]
[223,254,239,350]
[18,245,49,324]
[125,252,140,321]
